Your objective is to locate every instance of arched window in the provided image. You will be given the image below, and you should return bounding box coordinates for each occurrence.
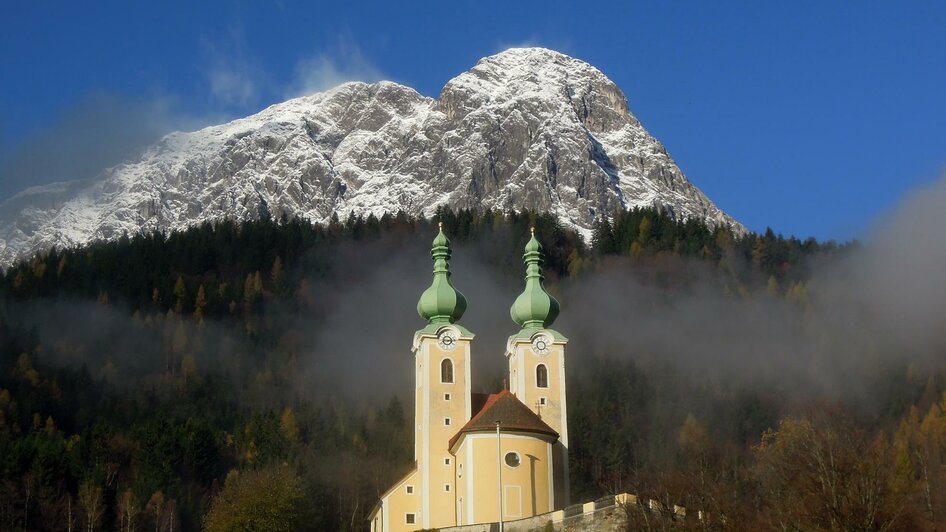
[441,359,454,383]
[536,364,549,388]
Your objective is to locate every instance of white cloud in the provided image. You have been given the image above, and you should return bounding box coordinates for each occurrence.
[0,92,219,201]
[208,65,258,107]
[287,39,385,98]
[199,28,384,105]
[201,28,263,108]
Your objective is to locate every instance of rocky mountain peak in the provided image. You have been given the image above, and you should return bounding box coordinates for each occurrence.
[439,47,631,128]
[0,49,743,268]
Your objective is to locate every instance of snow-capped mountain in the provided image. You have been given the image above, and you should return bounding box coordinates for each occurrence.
[0,47,743,268]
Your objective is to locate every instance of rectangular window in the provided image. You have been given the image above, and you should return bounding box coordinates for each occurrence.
[444,392,451,401]
[445,483,451,492]
[539,397,547,406]
[406,513,416,524]
[444,417,451,426]
[406,485,414,494]
[444,457,451,466]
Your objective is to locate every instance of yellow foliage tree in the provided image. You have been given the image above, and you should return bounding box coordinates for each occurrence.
[203,466,304,532]
[894,393,946,527]
[280,408,300,446]
[755,413,912,531]
[78,480,104,532]
[194,284,207,324]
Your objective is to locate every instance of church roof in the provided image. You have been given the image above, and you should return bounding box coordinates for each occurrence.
[449,390,558,450]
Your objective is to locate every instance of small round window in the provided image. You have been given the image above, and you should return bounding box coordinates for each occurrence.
[504,451,521,468]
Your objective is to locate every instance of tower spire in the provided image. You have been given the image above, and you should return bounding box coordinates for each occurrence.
[417,222,467,324]
[510,227,560,329]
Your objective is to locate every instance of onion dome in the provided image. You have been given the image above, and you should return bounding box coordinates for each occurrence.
[417,223,467,324]
[510,228,560,329]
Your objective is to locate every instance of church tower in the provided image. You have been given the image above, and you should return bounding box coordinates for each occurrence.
[411,223,472,529]
[368,226,569,531]
[505,229,570,508]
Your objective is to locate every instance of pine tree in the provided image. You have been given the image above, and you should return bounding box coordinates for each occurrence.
[591,219,617,255]
[194,284,207,323]
[270,256,284,294]
[173,276,187,314]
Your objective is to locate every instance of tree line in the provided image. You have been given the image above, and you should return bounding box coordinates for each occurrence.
[3,209,943,531]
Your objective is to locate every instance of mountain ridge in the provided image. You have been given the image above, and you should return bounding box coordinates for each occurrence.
[0,47,743,268]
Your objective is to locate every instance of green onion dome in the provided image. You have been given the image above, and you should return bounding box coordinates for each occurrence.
[417,223,467,324]
[510,228,560,329]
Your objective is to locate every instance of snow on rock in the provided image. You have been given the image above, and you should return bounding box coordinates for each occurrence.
[0,47,743,268]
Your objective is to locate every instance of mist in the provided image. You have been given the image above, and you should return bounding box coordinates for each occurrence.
[0,93,205,202]
[292,234,523,405]
[289,173,946,414]
[1,173,944,429]
[557,173,946,411]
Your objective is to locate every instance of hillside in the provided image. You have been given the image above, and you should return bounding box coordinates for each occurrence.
[4,211,945,530]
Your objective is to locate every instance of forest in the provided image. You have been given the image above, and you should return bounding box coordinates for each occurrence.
[1,207,945,531]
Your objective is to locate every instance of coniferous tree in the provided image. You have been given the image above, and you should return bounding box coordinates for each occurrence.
[173,276,187,314]
[194,284,207,323]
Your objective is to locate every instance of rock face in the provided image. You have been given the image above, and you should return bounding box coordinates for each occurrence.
[0,47,742,268]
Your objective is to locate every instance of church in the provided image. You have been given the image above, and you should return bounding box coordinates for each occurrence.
[368,225,571,531]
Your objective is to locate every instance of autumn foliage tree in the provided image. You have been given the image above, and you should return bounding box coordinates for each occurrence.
[894,393,946,529]
[755,410,913,531]
[203,466,304,532]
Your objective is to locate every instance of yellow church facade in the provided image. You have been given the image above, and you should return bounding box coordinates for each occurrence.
[368,226,570,531]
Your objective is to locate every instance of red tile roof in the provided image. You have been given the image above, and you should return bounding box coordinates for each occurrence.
[449,390,558,449]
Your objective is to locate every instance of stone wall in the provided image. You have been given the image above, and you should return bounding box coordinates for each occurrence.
[437,493,640,532]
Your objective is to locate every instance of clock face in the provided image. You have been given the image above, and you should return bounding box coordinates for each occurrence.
[532,335,551,355]
[438,330,458,351]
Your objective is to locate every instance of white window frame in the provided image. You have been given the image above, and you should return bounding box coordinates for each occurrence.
[536,363,549,388]
[440,358,454,383]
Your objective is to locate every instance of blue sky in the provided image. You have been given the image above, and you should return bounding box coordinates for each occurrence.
[1,1,944,241]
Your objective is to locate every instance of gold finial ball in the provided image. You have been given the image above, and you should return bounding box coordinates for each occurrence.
[438,221,443,230]
[530,226,535,236]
